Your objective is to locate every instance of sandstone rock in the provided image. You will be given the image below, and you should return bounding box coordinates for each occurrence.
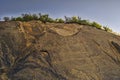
[0,21,120,80]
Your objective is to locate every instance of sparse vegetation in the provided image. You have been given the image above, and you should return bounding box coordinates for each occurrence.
[2,13,113,32]
[55,18,64,23]
[3,17,10,21]
[39,13,49,23]
[71,16,78,23]
[103,26,112,32]
[91,22,102,29]
[78,19,91,25]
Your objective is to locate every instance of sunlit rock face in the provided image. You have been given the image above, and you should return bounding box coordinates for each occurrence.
[0,21,120,80]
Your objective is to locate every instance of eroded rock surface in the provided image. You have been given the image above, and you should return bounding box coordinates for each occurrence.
[0,21,120,80]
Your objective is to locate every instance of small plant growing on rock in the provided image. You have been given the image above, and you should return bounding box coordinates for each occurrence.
[91,22,102,29]
[103,26,112,32]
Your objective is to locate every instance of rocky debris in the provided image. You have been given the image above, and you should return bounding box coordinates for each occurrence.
[0,21,120,80]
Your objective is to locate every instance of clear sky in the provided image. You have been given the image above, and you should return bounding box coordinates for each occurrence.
[0,0,120,33]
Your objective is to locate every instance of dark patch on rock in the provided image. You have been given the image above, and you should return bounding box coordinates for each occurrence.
[111,41,120,53]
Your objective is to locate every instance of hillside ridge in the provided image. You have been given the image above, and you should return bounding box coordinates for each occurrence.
[0,21,120,80]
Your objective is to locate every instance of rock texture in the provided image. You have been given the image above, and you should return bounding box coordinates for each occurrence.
[0,21,120,80]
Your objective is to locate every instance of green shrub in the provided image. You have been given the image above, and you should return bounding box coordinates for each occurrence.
[103,26,112,32]
[78,19,91,26]
[21,14,33,21]
[3,17,10,21]
[91,22,102,29]
[15,17,23,21]
[55,18,64,23]
[39,14,49,23]
[47,17,54,23]
[32,14,39,20]
[1,13,113,34]
[71,16,78,23]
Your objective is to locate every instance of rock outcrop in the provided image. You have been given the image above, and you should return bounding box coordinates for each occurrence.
[0,21,120,80]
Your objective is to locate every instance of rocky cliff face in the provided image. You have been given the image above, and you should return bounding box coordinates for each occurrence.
[0,21,120,80]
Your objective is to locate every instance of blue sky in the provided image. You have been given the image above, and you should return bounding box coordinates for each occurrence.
[0,0,120,33]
